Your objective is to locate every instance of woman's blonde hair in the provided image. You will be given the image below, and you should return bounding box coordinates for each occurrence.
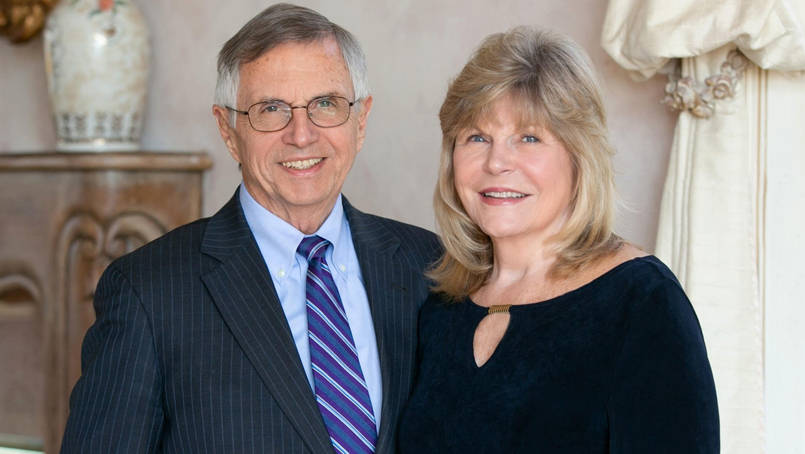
[430,26,623,300]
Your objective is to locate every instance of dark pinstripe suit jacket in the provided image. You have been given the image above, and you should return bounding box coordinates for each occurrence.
[60,190,441,454]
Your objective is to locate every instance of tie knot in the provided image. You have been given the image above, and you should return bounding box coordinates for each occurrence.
[297,235,330,262]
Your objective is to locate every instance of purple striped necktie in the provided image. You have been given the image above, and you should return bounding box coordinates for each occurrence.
[298,235,377,454]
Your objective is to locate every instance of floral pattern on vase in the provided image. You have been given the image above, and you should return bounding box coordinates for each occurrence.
[45,0,150,152]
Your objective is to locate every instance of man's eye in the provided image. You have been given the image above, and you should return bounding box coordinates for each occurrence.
[316,98,334,109]
[260,103,283,113]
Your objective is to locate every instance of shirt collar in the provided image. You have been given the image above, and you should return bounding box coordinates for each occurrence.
[239,183,350,284]
[317,193,350,282]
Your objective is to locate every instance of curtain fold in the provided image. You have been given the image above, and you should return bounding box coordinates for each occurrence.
[602,0,805,80]
[654,47,765,453]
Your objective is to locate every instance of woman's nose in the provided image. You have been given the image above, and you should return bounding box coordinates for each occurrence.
[483,140,515,174]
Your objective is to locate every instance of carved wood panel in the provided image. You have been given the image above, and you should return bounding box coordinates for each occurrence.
[0,270,44,451]
[0,152,210,453]
[51,211,167,444]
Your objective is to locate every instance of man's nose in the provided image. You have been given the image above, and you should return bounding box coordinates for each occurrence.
[282,106,318,147]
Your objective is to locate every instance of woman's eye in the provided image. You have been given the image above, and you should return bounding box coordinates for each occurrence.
[467,134,486,143]
[522,135,539,143]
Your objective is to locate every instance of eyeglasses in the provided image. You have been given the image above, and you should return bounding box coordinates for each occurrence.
[226,96,357,132]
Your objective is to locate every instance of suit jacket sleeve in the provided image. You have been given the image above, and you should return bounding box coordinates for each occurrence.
[61,265,165,454]
[607,280,720,453]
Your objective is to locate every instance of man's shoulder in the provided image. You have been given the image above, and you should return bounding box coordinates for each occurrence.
[346,205,441,270]
[107,216,212,279]
[343,197,434,236]
[361,211,438,243]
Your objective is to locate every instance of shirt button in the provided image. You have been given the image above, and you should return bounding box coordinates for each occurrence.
[339,264,347,272]
[278,268,286,278]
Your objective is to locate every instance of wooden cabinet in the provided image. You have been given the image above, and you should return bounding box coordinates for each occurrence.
[0,152,211,453]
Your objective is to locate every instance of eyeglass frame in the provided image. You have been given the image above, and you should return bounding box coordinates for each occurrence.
[225,96,358,133]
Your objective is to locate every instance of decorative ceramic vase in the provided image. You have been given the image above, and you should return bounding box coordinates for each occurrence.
[44,0,150,152]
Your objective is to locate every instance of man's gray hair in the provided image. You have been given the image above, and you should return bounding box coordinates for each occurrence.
[214,3,370,128]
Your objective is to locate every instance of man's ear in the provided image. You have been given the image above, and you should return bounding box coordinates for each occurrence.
[212,104,242,163]
[355,95,373,151]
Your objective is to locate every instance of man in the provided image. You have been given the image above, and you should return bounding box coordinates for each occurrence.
[60,4,440,454]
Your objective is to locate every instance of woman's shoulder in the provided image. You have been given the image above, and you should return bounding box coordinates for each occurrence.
[597,248,695,323]
[584,250,702,354]
[592,243,649,279]
[569,245,689,315]
[563,244,652,293]
[587,244,681,289]
[615,246,683,294]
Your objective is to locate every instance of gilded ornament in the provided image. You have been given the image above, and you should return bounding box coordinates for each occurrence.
[0,0,58,43]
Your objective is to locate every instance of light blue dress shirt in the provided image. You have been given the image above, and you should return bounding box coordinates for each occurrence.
[239,184,383,430]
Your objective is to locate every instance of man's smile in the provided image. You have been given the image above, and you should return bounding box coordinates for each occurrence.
[280,157,324,170]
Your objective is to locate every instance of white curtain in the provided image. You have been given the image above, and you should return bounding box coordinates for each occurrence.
[601,1,805,453]
[602,0,805,80]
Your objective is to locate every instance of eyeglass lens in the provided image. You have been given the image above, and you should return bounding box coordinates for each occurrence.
[247,96,352,132]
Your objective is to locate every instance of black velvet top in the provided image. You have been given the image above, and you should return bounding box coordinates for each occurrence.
[398,256,719,453]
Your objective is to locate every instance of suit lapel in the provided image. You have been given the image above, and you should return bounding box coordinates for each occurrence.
[200,190,332,454]
[344,199,420,454]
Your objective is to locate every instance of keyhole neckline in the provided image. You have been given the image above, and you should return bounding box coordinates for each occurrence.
[472,310,512,369]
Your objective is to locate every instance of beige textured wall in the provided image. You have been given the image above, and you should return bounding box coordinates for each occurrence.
[0,0,676,251]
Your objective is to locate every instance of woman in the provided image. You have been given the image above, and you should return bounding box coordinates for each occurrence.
[397,27,719,453]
